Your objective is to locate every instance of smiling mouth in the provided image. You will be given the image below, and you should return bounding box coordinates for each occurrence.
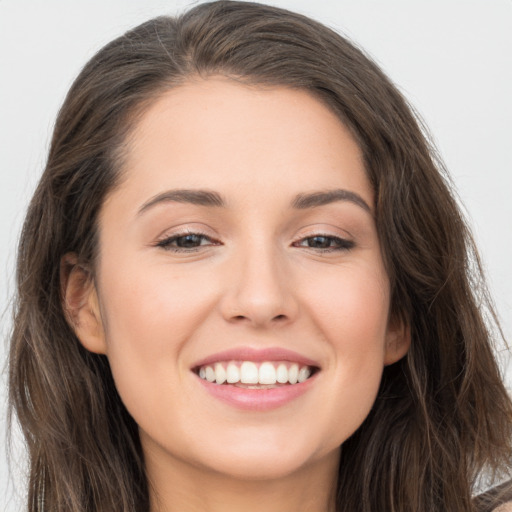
[193,360,319,387]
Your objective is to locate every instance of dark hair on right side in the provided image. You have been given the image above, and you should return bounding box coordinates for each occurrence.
[8,2,512,511]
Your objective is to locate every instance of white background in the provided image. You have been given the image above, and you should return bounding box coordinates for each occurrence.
[1,1,511,509]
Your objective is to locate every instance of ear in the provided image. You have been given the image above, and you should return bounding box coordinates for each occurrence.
[61,253,107,355]
[384,313,410,366]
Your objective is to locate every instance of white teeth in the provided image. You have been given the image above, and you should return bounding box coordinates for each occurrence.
[298,366,311,383]
[205,366,216,383]
[288,363,299,384]
[276,363,288,383]
[226,362,240,383]
[214,363,227,384]
[240,361,259,384]
[197,361,314,386]
[259,362,277,385]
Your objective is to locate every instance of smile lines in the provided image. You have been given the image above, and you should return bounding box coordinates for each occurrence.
[196,361,314,386]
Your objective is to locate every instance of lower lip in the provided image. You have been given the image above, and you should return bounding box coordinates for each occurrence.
[194,373,318,411]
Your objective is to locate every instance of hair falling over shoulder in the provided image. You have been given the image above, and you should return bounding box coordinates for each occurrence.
[8,2,512,511]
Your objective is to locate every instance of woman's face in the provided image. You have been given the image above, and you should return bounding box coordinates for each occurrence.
[74,78,408,481]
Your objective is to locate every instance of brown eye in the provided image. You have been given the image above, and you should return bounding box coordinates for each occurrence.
[174,234,205,248]
[295,235,354,252]
[307,236,332,249]
[156,232,217,252]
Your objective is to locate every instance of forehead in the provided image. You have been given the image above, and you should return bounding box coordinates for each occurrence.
[115,77,372,209]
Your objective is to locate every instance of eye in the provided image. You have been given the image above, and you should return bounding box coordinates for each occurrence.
[294,235,354,252]
[156,232,218,252]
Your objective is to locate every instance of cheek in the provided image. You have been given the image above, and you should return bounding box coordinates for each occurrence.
[99,253,214,345]
[302,264,390,442]
[95,255,218,406]
[304,261,391,351]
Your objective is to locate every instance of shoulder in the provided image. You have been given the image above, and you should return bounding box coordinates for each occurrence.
[493,503,512,512]
[474,480,512,512]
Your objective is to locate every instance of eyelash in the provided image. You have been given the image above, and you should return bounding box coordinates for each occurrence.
[155,231,354,253]
[155,230,217,252]
[293,234,354,252]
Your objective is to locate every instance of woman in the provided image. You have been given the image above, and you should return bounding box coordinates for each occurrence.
[8,1,512,511]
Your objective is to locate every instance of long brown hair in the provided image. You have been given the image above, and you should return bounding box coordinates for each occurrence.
[8,1,512,510]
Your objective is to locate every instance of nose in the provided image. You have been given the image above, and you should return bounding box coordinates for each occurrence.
[219,242,299,328]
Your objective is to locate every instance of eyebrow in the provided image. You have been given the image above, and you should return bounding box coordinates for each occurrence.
[138,189,225,215]
[137,188,372,215]
[291,189,371,212]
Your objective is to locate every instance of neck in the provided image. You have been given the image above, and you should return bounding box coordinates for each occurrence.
[146,445,340,512]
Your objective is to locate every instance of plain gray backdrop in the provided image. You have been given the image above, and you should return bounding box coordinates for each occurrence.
[1,1,511,510]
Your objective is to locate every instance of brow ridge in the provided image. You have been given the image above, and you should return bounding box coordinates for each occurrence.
[291,189,371,212]
[138,189,225,215]
[137,187,371,215]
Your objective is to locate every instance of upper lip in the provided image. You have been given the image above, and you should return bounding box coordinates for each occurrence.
[191,347,321,370]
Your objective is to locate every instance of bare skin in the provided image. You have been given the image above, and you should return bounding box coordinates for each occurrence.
[65,78,409,511]
[147,443,340,512]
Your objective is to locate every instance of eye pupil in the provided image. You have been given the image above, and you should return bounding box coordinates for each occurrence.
[308,236,331,248]
[177,234,202,247]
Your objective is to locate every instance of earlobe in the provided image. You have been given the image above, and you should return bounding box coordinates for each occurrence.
[61,253,107,355]
[384,315,411,366]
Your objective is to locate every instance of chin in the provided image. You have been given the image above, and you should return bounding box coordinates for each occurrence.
[202,450,318,481]
[185,429,335,481]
